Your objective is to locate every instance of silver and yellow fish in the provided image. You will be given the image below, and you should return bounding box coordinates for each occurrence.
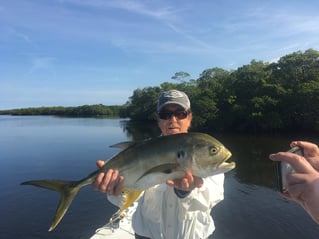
[21,132,235,231]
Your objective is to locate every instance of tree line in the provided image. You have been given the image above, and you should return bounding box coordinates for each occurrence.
[1,49,318,133]
[0,104,123,117]
[123,49,319,133]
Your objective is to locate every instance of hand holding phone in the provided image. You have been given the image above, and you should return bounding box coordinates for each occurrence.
[276,146,304,192]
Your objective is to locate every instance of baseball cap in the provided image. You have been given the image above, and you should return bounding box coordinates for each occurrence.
[157,90,191,112]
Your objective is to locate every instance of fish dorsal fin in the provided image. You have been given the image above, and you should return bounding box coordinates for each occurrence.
[109,141,137,149]
[110,139,151,150]
[109,189,143,223]
[109,138,152,150]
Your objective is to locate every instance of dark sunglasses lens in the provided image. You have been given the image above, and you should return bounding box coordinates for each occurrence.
[158,112,171,119]
[175,111,187,119]
[158,111,187,120]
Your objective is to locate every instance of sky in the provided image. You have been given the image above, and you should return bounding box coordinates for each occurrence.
[1,0,319,110]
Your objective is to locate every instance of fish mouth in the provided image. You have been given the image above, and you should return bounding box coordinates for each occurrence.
[217,150,235,169]
[219,161,236,170]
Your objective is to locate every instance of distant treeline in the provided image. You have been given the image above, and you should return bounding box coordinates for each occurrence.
[0,104,125,117]
[2,49,319,133]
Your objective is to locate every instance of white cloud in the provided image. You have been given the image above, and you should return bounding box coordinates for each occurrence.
[27,56,57,75]
[65,0,179,19]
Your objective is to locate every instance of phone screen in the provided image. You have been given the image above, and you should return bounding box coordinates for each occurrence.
[276,146,304,192]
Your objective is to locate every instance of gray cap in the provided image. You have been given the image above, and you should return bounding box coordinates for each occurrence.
[157,90,191,112]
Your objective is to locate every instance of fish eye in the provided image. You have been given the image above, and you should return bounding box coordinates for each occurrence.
[210,147,218,155]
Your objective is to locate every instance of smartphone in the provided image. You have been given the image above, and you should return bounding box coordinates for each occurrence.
[275,146,304,192]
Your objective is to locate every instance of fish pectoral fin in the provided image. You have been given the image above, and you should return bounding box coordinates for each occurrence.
[137,163,180,181]
[109,189,142,223]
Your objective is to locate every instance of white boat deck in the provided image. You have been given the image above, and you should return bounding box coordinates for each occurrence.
[90,204,136,239]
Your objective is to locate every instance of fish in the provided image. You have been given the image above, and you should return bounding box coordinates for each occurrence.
[21,132,235,231]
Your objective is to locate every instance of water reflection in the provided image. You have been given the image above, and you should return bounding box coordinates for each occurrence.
[2,116,318,239]
[219,134,283,189]
[120,120,160,140]
[217,132,318,189]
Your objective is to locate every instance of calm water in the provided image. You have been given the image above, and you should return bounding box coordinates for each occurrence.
[1,115,319,239]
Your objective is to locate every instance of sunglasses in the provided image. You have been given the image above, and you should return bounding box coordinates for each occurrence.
[158,110,189,120]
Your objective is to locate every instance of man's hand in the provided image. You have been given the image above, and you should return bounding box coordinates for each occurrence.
[93,160,124,196]
[166,170,203,191]
[290,141,319,171]
[270,141,319,224]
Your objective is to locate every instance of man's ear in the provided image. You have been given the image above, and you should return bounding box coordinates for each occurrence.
[188,112,193,130]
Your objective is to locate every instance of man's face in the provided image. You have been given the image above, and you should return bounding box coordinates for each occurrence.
[157,104,192,136]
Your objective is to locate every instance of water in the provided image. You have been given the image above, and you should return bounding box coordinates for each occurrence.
[1,115,319,239]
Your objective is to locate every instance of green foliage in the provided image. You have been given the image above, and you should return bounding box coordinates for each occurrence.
[171,71,191,82]
[126,87,162,121]
[2,49,319,132]
[126,49,319,132]
[0,104,123,117]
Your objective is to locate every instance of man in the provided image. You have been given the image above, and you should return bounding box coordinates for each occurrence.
[270,141,319,224]
[94,89,225,238]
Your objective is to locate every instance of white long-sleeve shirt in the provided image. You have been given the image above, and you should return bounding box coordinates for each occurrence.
[108,174,224,239]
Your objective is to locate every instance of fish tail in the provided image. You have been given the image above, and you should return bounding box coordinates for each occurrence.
[21,179,81,231]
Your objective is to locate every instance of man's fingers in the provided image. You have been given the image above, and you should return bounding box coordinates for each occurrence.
[290,141,319,170]
[181,178,189,189]
[107,170,119,194]
[185,171,194,186]
[291,141,319,154]
[93,169,116,192]
[93,172,108,191]
[165,171,203,191]
[270,152,315,174]
[114,176,124,196]
[194,176,204,188]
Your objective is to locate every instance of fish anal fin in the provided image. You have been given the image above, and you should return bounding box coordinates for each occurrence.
[122,189,142,210]
[109,189,142,223]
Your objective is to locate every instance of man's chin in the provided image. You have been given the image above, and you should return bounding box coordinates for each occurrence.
[167,128,180,134]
